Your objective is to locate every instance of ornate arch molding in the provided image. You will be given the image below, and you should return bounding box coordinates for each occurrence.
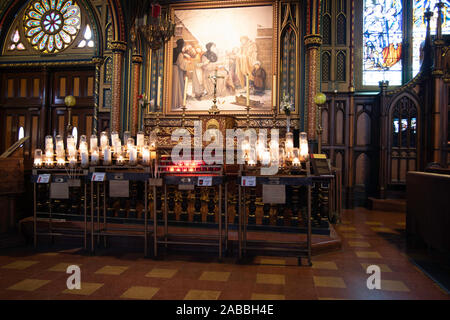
[107,0,125,42]
[0,0,109,61]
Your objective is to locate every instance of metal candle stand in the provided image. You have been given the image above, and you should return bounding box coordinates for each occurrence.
[88,166,151,256]
[238,166,313,266]
[153,174,227,260]
[32,168,89,249]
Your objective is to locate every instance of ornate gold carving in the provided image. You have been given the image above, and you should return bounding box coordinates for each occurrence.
[132,54,143,64]
[304,34,322,47]
[110,41,127,52]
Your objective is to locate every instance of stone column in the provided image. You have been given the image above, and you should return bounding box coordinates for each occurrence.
[304,34,322,140]
[131,54,143,136]
[110,41,127,133]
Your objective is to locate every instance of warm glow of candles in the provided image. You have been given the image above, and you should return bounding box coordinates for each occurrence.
[91,148,99,166]
[57,157,65,168]
[262,149,271,166]
[142,146,150,165]
[100,132,108,149]
[103,146,111,165]
[299,132,309,161]
[129,146,137,166]
[34,149,43,168]
[80,150,89,168]
[68,156,77,169]
[150,151,157,161]
[285,132,294,159]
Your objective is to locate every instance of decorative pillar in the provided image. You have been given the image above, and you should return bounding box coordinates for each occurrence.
[92,56,104,136]
[304,0,322,140]
[378,80,389,199]
[304,34,322,140]
[110,41,127,133]
[131,54,143,136]
[432,1,445,165]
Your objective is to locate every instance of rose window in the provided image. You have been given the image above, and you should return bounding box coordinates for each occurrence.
[23,0,81,53]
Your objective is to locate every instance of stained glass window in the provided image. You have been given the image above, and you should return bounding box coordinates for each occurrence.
[77,24,95,48]
[413,0,450,77]
[363,0,403,86]
[8,29,25,51]
[23,0,81,54]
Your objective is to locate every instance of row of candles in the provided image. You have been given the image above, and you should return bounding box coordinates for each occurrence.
[33,131,158,169]
[241,132,309,167]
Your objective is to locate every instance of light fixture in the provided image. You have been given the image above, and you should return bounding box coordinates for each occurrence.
[139,2,175,50]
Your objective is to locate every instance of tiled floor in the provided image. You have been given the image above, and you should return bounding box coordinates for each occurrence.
[0,207,448,300]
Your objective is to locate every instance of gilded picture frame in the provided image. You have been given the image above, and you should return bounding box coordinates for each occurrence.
[163,0,279,116]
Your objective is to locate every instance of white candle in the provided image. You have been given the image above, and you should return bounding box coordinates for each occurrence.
[299,132,309,161]
[292,157,300,166]
[137,131,144,148]
[129,146,137,166]
[45,135,54,151]
[142,146,150,165]
[91,148,99,166]
[103,146,111,165]
[69,157,77,169]
[45,157,53,168]
[34,149,43,168]
[100,132,108,149]
[90,135,98,152]
[81,151,89,168]
[262,149,271,166]
[285,132,294,159]
[116,154,125,166]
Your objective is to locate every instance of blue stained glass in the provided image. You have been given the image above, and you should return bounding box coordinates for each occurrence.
[412,0,450,77]
[363,0,403,86]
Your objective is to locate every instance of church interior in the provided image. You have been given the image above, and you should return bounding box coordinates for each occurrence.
[0,0,449,301]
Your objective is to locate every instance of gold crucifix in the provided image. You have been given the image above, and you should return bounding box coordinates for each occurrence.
[208,68,224,115]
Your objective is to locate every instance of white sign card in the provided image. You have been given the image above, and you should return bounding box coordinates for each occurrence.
[197,176,212,187]
[37,174,51,184]
[91,172,106,182]
[241,176,256,187]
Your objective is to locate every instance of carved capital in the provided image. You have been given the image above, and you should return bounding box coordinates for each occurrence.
[132,54,143,64]
[304,34,322,48]
[110,41,127,53]
[91,56,105,66]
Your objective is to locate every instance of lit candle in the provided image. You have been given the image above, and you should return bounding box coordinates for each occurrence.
[80,150,89,168]
[292,148,300,167]
[262,149,271,166]
[123,131,131,147]
[292,157,300,166]
[142,146,150,165]
[67,135,75,150]
[69,156,77,169]
[127,138,135,151]
[116,154,125,166]
[299,132,309,161]
[90,134,98,152]
[129,146,137,166]
[137,131,144,148]
[45,157,53,168]
[103,146,111,165]
[246,75,250,106]
[183,76,188,107]
[150,151,157,161]
[285,132,294,159]
[45,135,54,151]
[45,148,54,160]
[56,157,65,168]
[100,132,108,149]
[33,149,43,168]
[91,147,99,166]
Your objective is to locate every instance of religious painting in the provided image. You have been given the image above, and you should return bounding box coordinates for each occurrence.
[164,2,276,115]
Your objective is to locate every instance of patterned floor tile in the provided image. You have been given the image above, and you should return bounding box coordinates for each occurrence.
[146,268,178,279]
[7,279,50,292]
[184,289,221,300]
[121,286,159,300]
[313,276,346,289]
[95,265,129,275]
[256,273,285,285]
[199,271,231,282]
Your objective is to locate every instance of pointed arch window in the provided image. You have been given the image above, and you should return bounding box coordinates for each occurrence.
[78,24,95,48]
[8,29,26,51]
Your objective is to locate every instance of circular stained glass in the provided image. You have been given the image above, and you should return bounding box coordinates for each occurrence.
[23,0,81,53]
